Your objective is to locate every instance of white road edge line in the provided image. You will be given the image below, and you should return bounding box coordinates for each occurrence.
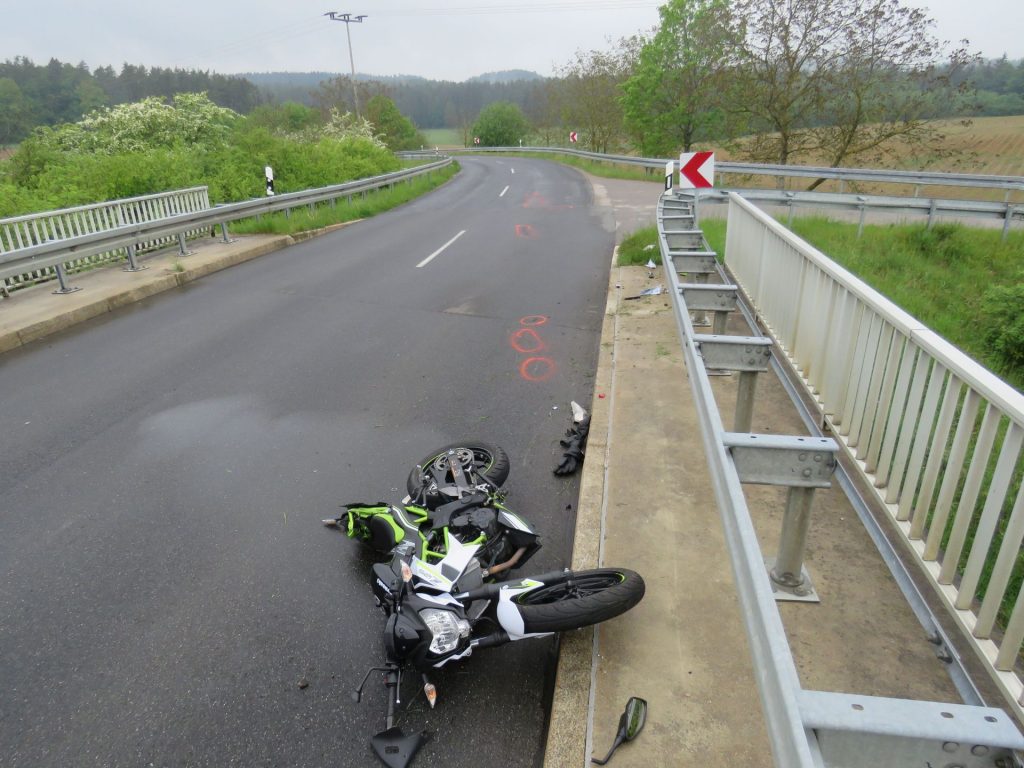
[500,185,510,197]
[416,230,467,269]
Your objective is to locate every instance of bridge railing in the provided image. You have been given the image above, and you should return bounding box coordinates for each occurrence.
[0,187,211,293]
[715,190,1024,753]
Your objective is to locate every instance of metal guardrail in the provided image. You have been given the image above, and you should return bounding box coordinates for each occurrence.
[655,193,1024,768]
[1,187,211,293]
[416,146,1024,196]
[409,147,1024,236]
[0,159,452,294]
[694,187,1024,240]
[724,190,1024,723]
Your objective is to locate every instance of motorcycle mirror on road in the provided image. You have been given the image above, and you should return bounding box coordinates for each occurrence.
[591,696,648,765]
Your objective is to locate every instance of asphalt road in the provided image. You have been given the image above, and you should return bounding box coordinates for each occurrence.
[0,157,616,767]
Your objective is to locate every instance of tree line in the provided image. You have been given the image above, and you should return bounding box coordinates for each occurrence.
[3,0,1024,168]
[0,57,261,144]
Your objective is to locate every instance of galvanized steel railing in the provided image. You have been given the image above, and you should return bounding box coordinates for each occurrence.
[1,187,211,293]
[431,146,1024,197]
[410,146,1024,236]
[660,191,1024,766]
[724,191,1024,715]
[685,190,1024,764]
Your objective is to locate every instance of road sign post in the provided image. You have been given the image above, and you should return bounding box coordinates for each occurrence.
[665,160,676,193]
[569,131,578,144]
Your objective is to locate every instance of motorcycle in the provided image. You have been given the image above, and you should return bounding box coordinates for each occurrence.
[325,442,541,579]
[354,535,645,768]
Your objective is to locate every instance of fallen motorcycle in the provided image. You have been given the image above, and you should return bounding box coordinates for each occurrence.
[355,536,645,767]
[325,441,541,579]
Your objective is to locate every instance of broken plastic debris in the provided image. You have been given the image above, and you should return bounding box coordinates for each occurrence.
[645,259,657,269]
[570,401,588,423]
[624,285,664,300]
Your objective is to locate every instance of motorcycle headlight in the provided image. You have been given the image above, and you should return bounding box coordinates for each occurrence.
[420,609,471,655]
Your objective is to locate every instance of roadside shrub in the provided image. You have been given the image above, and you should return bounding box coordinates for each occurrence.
[980,275,1024,377]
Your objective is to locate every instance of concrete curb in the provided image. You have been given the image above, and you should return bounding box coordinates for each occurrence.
[543,251,621,768]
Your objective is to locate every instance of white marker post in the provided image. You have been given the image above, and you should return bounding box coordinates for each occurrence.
[265,166,275,197]
[665,160,676,194]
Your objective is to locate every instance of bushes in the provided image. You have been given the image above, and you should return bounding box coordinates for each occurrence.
[981,276,1024,377]
[0,93,401,214]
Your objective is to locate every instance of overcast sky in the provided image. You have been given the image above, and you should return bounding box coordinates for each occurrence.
[3,0,1022,82]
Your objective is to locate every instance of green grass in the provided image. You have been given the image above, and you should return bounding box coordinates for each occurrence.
[784,218,1024,386]
[617,226,660,266]
[421,128,463,148]
[229,163,459,236]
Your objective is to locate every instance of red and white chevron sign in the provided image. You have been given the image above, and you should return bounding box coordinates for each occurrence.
[569,131,578,143]
[679,151,714,188]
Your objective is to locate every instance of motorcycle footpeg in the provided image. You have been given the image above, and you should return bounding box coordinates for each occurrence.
[371,726,431,768]
[322,518,341,527]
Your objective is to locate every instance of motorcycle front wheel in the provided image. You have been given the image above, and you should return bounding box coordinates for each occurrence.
[406,441,511,499]
[513,569,645,634]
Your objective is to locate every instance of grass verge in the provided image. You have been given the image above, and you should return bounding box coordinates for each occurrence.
[230,163,459,236]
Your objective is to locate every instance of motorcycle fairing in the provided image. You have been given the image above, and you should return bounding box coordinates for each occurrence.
[495,579,555,641]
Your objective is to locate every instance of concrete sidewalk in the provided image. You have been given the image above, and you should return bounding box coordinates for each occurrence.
[0,180,967,768]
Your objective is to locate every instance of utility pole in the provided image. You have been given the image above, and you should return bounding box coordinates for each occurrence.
[324,12,367,119]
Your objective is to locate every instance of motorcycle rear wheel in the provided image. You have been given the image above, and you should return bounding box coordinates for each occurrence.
[513,569,645,634]
[406,441,511,499]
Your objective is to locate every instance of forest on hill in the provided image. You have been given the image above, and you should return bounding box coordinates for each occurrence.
[3,51,1023,148]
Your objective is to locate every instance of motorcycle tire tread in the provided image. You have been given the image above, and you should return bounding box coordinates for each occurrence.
[517,569,645,635]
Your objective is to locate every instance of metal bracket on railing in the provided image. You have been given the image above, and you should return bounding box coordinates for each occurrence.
[694,335,773,432]
[679,283,738,334]
[798,690,1024,768]
[664,229,705,249]
[670,253,718,276]
[723,432,838,602]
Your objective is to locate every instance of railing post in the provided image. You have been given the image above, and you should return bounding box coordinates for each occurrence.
[52,262,81,294]
[122,243,147,272]
[771,487,817,597]
[735,370,759,433]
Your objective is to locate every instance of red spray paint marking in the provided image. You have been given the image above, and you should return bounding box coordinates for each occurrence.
[509,315,556,382]
[519,315,548,327]
[515,224,538,239]
[519,356,556,382]
[510,327,546,355]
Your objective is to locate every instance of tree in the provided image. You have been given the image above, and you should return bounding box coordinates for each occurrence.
[555,43,635,154]
[0,77,33,144]
[620,0,739,155]
[471,102,531,146]
[729,0,975,172]
[364,95,423,151]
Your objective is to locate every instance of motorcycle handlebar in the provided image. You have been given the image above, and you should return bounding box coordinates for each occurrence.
[471,631,510,649]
